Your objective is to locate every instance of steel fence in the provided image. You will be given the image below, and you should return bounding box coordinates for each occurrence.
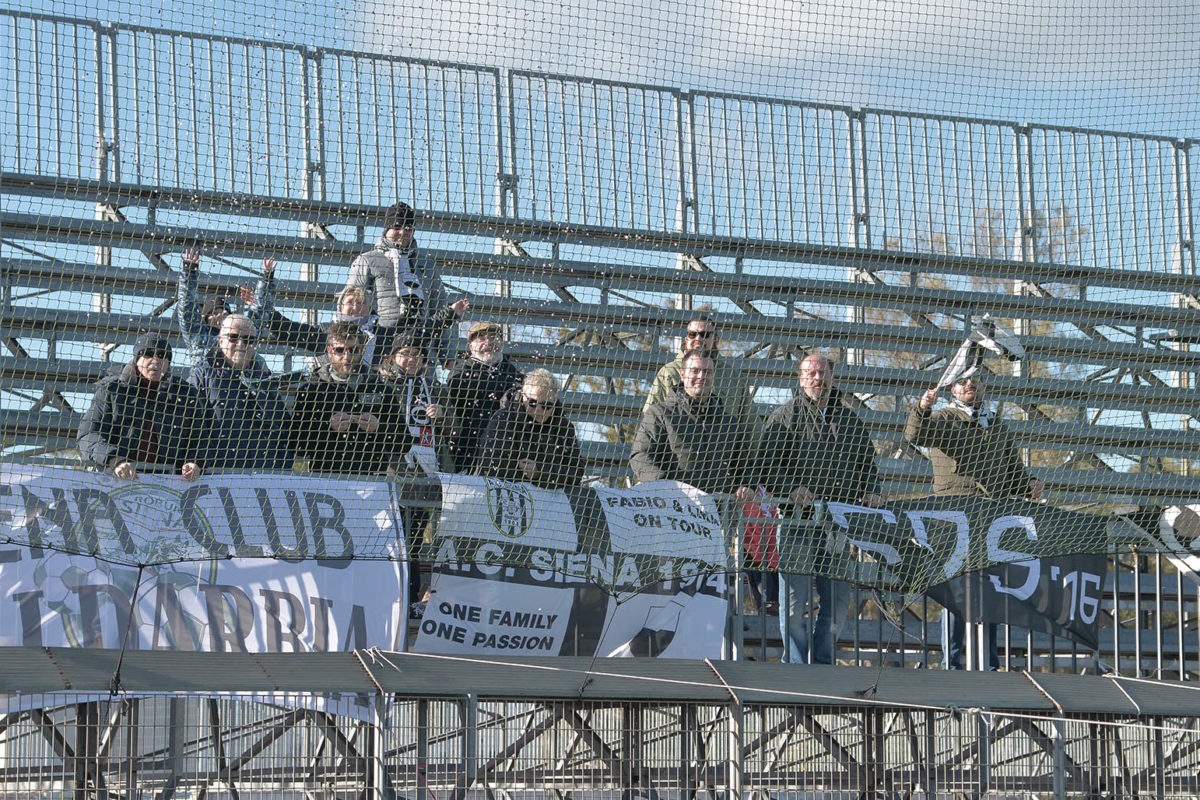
[2,693,1200,798]
[2,9,1196,267]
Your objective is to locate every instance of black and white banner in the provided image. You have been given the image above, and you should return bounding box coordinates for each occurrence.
[0,465,407,653]
[1151,505,1200,589]
[415,477,729,658]
[823,496,1109,647]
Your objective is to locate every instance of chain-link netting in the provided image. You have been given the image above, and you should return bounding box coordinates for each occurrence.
[3,1,1200,661]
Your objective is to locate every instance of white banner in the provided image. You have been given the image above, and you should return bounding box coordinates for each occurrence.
[0,465,407,653]
[416,476,729,658]
[1159,505,1200,589]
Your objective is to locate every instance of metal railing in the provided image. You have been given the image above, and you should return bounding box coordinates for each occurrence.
[3,655,1200,798]
[2,9,1195,271]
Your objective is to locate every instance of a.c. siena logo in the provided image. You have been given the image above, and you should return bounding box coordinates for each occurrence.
[485,478,535,539]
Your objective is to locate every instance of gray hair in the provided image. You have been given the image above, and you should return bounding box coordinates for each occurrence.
[523,368,560,396]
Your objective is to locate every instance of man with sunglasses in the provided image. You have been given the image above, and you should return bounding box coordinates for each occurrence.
[906,374,1044,669]
[442,321,525,472]
[644,316,755,447]
[78,333,213,481]
[290,322,407,475]
[188,315,292,472]
[475,369,583,490]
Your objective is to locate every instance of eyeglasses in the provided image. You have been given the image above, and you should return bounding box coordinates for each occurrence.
[955,378,980,387]
[328,345,364,355]
[222,333,257,343]
[685,329,715,339]
[523,396,557,409]
[140,350,171,361]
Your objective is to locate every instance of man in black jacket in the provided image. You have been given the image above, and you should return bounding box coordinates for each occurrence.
[77,333,212,480]
[442,321,525,472]
[290,323,408,475]
[475,369,583,490]
[188,315,292,472]
[757,353,883,664]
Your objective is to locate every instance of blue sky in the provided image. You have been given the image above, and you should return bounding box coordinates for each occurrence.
[21,0,1198,139]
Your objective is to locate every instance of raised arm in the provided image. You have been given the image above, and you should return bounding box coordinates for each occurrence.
[176,250,204,352]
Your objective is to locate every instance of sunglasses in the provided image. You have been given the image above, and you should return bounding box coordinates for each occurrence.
[523,397,557,409]
[955,378,980,386]
[222,333,257,344]
[328,345,364,355]
[685,329,715,339]
[140,350,171,360]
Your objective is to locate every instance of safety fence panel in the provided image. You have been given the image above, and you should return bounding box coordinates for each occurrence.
[507,72,687,233]
[861,111,1024,259]
[5,9,1200,262]
[111,26,313,197]
[6,694,1200,798]
[1,13,104,182]
[1024,127,1184,274]
[319,51,502,213]
[689,93,856,245]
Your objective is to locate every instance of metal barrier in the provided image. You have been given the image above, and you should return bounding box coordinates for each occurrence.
[2,9,1195,267]
[3,653,1200,798]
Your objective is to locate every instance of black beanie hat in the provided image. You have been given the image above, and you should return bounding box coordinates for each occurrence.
[382,201,416,232]
[133,332,172,359]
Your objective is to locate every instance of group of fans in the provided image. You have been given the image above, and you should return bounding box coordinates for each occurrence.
[75,201,1044,668]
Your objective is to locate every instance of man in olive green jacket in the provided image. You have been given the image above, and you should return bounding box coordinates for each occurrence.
[643,316,756,442]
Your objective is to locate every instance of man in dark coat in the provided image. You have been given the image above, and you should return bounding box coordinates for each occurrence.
[188,314,292,472]
[77,333,212,480]
[290,322,408,475]
[757,353,883,664]
[631,350,753,496]
[442,321,525,472]
[905,375,1044,670]
[475,369,584,490]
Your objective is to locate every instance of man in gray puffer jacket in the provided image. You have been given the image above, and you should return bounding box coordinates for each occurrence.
[344,202,465,370]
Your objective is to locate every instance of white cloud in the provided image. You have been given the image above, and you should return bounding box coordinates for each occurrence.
[34,0,1200,135]
[354,0,1199,135]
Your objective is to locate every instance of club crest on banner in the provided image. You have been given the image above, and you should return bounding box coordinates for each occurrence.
[105,483,215,559]
[486,478,534,539]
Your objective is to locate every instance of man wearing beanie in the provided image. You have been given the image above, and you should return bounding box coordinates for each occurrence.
[77,333,213,480]
[343,201,468,371]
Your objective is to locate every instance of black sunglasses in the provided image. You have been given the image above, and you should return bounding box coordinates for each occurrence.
[141,350,171,360]
[685,329,715,339]
[222,333,257,343]
[523,397,557,409]
[329,345,364,355]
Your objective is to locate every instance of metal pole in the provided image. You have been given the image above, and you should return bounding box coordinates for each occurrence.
[300,47,324,326]
[93,23,113,363]
[1052,719,1066,800]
